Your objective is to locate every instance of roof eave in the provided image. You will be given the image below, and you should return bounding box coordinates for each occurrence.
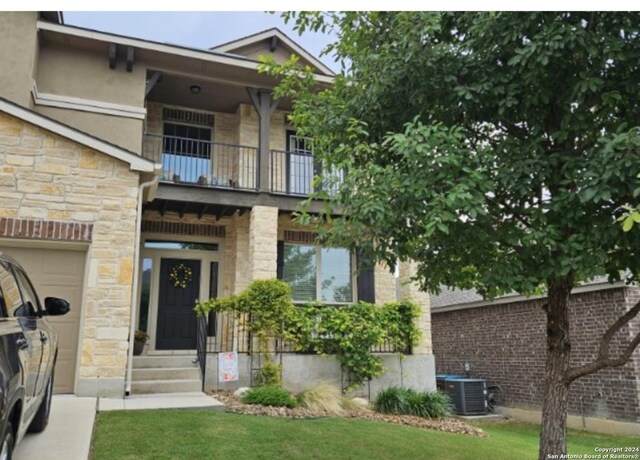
[0,97,157,173]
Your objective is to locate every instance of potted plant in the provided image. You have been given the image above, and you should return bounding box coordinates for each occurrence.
[133,330,149,356]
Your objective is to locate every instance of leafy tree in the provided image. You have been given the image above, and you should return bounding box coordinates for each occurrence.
[263,12,640,459]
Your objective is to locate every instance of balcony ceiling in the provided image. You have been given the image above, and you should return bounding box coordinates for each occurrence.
[146,72,293,114]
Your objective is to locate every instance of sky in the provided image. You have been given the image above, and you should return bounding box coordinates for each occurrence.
[63,12,338,71]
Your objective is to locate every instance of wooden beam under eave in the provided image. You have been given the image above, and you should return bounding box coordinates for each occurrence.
[179,201,189,218]
[216,206,229,221]
[270,36,279,52]
[145,71,163,96]
[160,199,169,217]
[108,43,117,69]
[126,46,134,72]
[198,203,210,220]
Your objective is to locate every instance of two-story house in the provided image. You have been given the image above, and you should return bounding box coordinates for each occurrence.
[0,12,435,398]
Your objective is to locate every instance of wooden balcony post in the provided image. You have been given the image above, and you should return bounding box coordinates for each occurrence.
[247,87,279,192]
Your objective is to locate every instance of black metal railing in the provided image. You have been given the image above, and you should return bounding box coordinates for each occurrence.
[200,309,410,356]
[142,134,258,190]
[270,149,344,196]
[195,314,208,391]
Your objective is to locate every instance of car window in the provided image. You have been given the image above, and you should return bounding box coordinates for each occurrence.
[12,268,41,317]
[0,261,23,317]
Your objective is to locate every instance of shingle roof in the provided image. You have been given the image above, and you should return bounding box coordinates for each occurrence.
[431,276,616,309]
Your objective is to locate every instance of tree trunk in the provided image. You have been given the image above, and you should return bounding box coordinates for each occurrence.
[539,276,573,460]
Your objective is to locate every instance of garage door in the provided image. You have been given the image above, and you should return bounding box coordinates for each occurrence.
[0,245,86,394]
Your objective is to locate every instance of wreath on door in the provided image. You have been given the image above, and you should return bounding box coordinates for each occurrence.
[169,263,193,289]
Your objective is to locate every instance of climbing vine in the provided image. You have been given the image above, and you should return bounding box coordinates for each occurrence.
[195,279,422,390]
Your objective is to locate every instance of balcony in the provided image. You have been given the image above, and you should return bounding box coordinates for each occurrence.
[142,134,259,191]
[270,149,343,196]
[142,134,343,198]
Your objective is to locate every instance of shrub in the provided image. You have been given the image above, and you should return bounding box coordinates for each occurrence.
[254,362,283,387]
[242,385,297,408]
[297,382,344,415]
[341,397,371,413]
[374,386,451,419]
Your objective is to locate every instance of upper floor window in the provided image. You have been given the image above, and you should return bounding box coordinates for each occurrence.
[162,122,212,183]
[282,243,353,304]
[287,130,314,195]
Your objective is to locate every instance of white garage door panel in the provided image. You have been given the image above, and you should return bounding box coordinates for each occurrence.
[0,246,86,394]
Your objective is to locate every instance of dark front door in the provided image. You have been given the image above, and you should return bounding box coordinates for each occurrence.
[157,258,201,350]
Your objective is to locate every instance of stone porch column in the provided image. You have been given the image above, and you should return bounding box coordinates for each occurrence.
[233,211,251,293]
[248,205,278,280]
[398,261,433,355]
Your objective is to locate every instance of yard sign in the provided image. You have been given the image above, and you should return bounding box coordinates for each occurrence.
[218,351,239,382]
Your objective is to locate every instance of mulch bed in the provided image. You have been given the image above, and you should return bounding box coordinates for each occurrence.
[210,391,487,437]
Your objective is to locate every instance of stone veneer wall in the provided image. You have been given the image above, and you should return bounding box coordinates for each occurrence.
[0,111,140,397]
[431,287,640,422]
[399,261,432,355]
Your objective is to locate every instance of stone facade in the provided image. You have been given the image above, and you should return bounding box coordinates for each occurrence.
[0,111,140,397]
[431,287,640,422]
[249,206,278,280]
[399,261,432,355]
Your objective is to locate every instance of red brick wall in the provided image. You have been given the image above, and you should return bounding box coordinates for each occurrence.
[431,287,640,422]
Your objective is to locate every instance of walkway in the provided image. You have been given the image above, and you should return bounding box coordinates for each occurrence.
[15,395,96,460]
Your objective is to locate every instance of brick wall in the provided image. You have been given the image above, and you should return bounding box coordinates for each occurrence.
[431,287,640,422]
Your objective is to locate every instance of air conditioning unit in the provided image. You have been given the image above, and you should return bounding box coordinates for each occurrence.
[444,378,487,415]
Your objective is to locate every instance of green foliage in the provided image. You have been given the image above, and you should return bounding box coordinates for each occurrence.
[197,280,421,391]
[241,385,298,408]
[134,330,149,344]
[618,204,640,232]
[262,11,640,296]
[291,301,421,390]
[254,361,283,387]
[374,387,451,419]
[196,279,297,345]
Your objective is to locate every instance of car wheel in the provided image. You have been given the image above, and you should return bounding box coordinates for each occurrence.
[28,372,53,433]
[0,423,14,460]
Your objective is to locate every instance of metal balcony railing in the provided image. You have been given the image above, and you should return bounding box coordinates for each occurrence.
[270,149,344,196]
[142,134,258,191]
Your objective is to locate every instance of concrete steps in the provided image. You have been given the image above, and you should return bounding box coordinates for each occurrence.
[132,355,199,369]
[131,379,202,394]
[133,367,200,381]
[132,355,202,394]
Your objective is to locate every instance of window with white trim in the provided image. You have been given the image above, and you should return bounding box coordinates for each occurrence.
[282,244,354,303]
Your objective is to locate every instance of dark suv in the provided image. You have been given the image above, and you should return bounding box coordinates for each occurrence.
[0,252,69,459]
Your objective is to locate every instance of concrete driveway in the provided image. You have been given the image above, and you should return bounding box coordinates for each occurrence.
[14,395,96,460]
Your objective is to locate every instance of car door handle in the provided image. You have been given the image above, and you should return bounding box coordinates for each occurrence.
[16,337,29,350]
[40,333,48,344]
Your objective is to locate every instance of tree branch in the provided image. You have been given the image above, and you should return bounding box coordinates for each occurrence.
[565,298,640,383]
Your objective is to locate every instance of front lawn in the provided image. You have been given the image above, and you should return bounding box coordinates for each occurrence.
[91,410,639,460]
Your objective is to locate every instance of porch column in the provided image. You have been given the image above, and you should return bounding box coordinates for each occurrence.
[398,261,433,355]
[248,205,279,280]
[247,87,279,192]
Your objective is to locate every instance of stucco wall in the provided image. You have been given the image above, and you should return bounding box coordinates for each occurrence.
[33,43,147,153]
[0,12,39,108]
[204,354,436,397]
[0,111,141,397]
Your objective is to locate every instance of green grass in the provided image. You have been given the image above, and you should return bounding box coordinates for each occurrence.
[91,410,639,460]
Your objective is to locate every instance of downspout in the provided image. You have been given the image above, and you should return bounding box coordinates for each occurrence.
[124,173,159,397]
